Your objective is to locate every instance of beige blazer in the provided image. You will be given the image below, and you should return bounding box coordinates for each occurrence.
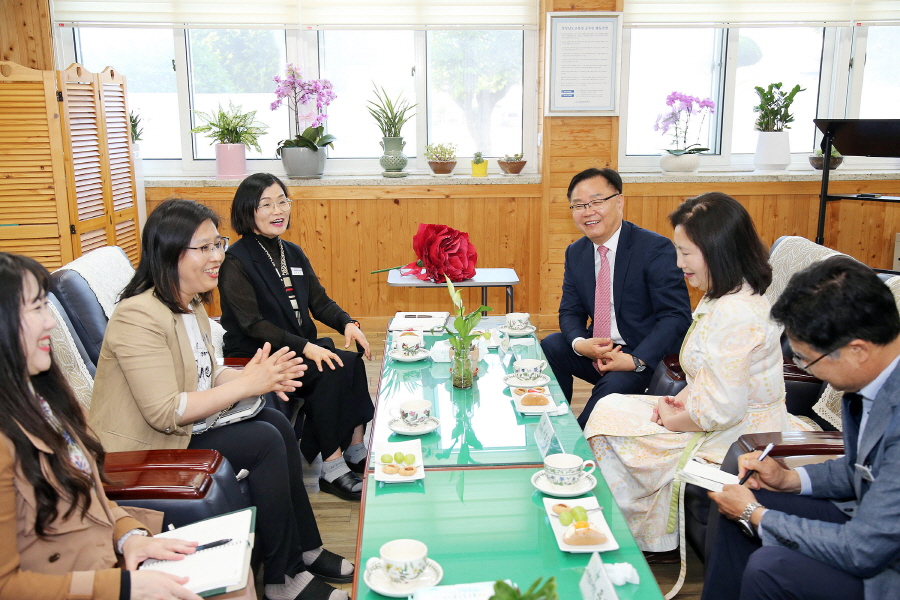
[90,290,225,452]
[0,426,150,600]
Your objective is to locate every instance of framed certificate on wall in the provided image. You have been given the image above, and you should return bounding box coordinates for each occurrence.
[545,12,623,116]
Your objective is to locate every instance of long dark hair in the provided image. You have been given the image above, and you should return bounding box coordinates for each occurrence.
[668,192,772,299]
[0,253,107,537]
[231,173,290,237]
[122,198,220,313]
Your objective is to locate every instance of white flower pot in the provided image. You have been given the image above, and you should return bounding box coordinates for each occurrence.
[659,153,700,173]
[754,131,791,173]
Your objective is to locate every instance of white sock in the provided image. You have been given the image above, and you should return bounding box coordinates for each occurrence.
[302,547,354,576]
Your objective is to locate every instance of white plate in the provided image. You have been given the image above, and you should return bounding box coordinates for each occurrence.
[512,392,558,415]
[498,324,536,337]
[503,373,551,388]
[387,416,441,436]
[364,558,444,597]
[531,470,598,498]
[387,348,431,363]
[542,497,619,553]
[373,439,425,483]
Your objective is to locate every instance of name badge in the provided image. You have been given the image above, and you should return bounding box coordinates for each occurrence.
[291,267,304,276]
[855,463,874,482]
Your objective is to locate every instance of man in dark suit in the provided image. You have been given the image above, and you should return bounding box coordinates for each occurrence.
[541,168,692,428]
[703,256,900,600]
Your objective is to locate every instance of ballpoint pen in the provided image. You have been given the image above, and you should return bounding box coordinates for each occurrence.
[739,442,775,485]
[194,538,232,552]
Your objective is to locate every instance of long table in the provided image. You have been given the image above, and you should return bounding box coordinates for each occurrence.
[355,331,664,599]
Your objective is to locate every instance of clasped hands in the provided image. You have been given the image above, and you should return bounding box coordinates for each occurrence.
[573,337,635,372]
[649,395,685,428]
[241,342,307,401]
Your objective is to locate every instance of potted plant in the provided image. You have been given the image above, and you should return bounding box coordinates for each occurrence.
[489,577,558,600]
[368,85,416,178]
[752,82,805,172]
[442,276,490,389]
[271,64,336,179]
[425,142,457,176]
[129,110,147,228]
[498,153,526,175]
[809,146,843,171]
[654,91,715,173]
[191,101,268,179]
[471,151,488,177]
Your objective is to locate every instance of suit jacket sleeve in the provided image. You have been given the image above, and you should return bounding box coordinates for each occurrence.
[759,419,900,578]
[629,237,692,368]
[559,244,591,344]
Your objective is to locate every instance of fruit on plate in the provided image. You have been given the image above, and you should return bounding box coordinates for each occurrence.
[563,521,607,545]
[394,451,406,463]
[571,506,589,522]
[403,453,416,465]
[381,453,393,464]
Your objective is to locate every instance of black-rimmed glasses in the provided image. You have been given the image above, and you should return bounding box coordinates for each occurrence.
[186,237,229,255]
[792,350,830,374]
[568,193,620,213]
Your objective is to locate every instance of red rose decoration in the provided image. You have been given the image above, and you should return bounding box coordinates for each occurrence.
[401,223,477,282]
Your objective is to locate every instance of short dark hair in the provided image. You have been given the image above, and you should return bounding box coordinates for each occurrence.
[122,198,220,313]
[771,255,900,353]
[567,168,623,201]
[231,173,290,237]
[668,192,772,299]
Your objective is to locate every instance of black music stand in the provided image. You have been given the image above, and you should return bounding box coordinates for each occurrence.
[814,119,900,244]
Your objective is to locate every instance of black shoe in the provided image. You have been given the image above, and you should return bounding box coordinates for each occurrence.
[318,471,362,501]
[346,457,367,474]
[643,549,680,564]
[306,548,354,584]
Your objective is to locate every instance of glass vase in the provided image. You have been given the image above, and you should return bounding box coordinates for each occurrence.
[450,344,477,389]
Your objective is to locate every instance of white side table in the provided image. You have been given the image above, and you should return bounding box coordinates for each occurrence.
[386,268,520,314]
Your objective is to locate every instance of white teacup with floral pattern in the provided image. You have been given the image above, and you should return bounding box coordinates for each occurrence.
[513,359,547,382]
[505,312,531,331]
[366,539,428,584]
[392,330,425,356]
[389,400,432,426]
[543,453,597,486]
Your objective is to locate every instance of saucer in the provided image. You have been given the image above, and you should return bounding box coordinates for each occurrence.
[503,373,551,388]
[499,324,537,337]
[364,558,444,597]
[531,470,598,498]
[387,416,441,436]
[388,347,431,363]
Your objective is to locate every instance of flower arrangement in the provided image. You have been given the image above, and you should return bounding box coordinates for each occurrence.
[271,64,336,154]
[753,82,805,132]
[424,142,457,162]
[370,223,478,283]
[654,91,715,155]
[191,102,268,152]
[443,276,490,389]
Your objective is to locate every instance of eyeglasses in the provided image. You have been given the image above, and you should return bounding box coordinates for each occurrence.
[257,198,292,215]
[569,193,620,213]
[791,350,830,374]
[186,237,229,255]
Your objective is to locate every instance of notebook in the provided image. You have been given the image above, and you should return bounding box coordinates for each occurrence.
[139,507,256,597]
[675,459,740,492]
[388,311,450,332]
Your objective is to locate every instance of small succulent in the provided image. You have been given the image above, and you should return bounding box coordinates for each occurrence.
[472,151,485,165]
[425,142,458,162]
[814,147,841,158]
[501,152,524,162]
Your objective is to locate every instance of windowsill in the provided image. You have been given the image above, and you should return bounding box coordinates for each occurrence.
[144,173,542,187]
[619,169,900,183]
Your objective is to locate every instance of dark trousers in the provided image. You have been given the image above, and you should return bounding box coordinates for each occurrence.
[541,332,653,428]
[286,337,375,463]
[702,489,863,600]
[188,407,321,584]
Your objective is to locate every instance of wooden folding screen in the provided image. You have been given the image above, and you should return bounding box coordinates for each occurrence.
[0,61,74,268]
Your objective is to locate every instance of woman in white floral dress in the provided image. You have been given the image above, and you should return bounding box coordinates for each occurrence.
[584,192,810,552]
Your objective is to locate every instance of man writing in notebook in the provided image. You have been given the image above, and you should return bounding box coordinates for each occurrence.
[703,256,900,600]
[540,168,692,428]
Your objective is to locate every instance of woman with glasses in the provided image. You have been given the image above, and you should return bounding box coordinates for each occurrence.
[91,199,356,600]
[583,192,812,555]
[218,173,374,502]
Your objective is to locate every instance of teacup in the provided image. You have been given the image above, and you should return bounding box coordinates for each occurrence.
[513,359,547,381]
[366,539,428,584]
[393,330,424,355]
[543,453,597,487]
[505,312,531,331]
[390,399,432,426]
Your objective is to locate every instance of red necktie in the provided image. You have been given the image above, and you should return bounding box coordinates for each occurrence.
[593,245,611,371]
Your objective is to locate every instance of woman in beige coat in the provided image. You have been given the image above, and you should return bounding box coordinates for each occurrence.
[0,251,203,600]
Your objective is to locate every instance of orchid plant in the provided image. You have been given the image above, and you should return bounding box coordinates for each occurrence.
[271,64,336,154]
[654,91,716,155]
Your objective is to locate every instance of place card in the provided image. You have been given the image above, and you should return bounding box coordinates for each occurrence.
[580,553,619,600]
[535,412,562,458]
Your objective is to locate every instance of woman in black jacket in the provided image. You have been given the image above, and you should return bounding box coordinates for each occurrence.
[219,173,374,502]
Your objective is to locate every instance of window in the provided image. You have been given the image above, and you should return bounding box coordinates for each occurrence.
[858,27,900,118]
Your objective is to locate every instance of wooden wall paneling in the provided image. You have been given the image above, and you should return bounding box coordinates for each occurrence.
[0,60,73,268]
[0,0,54,70]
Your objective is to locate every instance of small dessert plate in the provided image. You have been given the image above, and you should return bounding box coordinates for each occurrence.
[388,347,431,363]
[498,324,537,337]
[373,439,425,483]
[503,373,551,388]
[542,497,619,553]
[364,558,444,597]
[387,416,441,436]
[531,470,597,498]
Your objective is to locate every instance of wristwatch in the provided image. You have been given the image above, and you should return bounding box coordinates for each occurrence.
[632,355,647,372]
[738,502,764,538]
[348,319,361,329]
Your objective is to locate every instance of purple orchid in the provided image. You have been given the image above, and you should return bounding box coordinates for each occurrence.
[655,92,716,154]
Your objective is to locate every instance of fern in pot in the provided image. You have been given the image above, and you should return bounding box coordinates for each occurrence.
[752,82,805,173]
[191,101,268,179]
